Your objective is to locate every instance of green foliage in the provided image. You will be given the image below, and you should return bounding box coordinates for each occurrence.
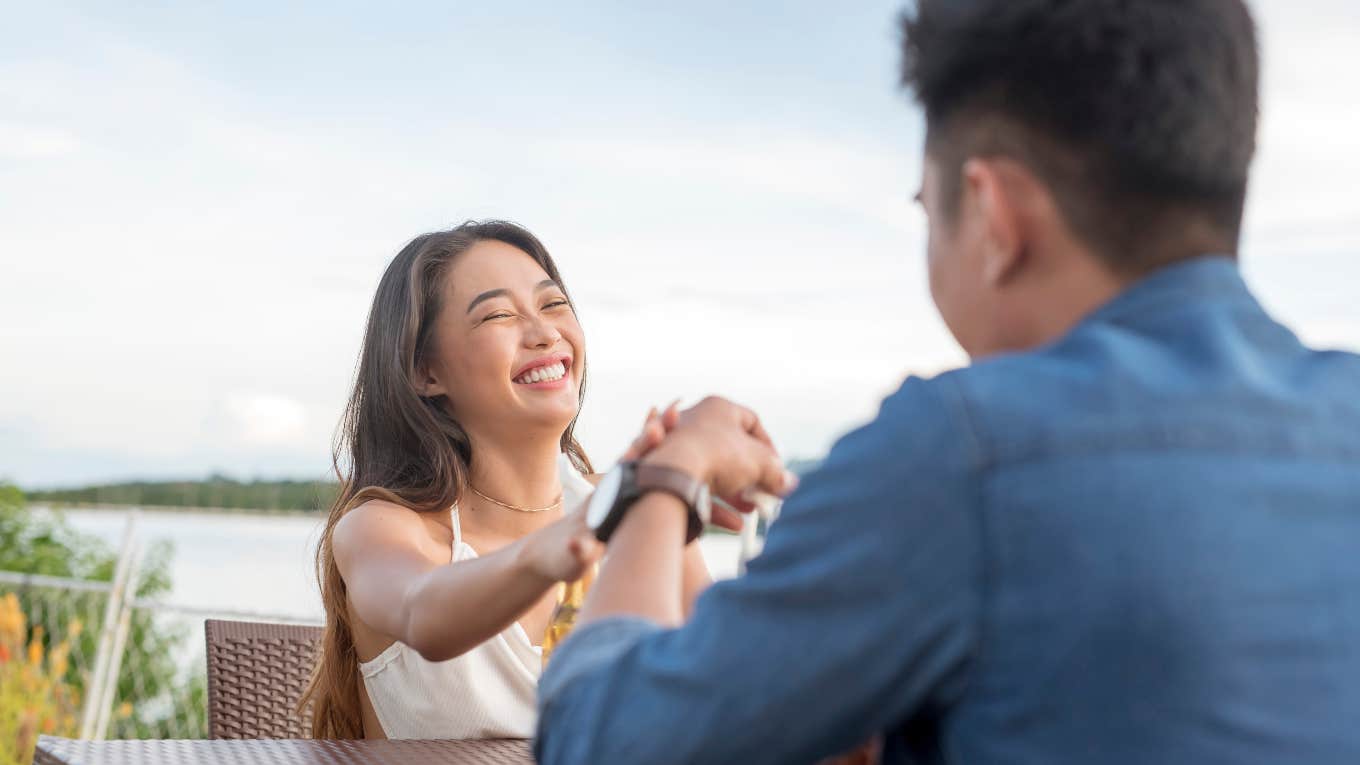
[0,485,206,738]
[0,485,109,579]
[27,477,336,513]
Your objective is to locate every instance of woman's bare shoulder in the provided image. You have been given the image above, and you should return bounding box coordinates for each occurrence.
[336,496,421,530]
[584,473,604,487]
[332,498,444,564]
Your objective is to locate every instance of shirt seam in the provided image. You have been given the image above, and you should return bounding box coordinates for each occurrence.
[990,422,1360,466]
[936,375,993,732]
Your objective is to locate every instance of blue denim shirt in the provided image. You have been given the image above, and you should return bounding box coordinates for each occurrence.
[537,256,1360,764]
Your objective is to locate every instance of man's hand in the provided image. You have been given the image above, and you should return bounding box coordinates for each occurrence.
[581,396,794,629]
[642,396,799,508]
[619,403,739,530]
[622,399,796,530]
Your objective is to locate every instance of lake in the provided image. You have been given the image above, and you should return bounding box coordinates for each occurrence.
[35,506,748,622]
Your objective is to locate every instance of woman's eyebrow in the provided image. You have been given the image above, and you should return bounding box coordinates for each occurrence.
[467,280,561,314]
[466,288,509,314]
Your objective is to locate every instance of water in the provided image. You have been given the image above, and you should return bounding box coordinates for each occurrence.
[38,507,745,621]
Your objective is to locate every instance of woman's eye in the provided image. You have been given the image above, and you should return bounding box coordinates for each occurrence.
[544,300,570,310]
[484,312,513,321]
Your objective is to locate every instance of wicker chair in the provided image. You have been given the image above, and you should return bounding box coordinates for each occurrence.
[204,619,323,739]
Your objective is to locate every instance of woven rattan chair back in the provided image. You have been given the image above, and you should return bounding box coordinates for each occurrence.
[204,619,323,739]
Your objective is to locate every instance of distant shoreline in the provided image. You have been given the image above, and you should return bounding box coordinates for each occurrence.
[29,501,742,535]
[29,501,325,518]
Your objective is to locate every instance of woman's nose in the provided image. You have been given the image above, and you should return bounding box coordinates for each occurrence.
[524,316,562,348]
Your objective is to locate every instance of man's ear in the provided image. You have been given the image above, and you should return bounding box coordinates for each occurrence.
[963,157,1026,288]
[414,363,447,399]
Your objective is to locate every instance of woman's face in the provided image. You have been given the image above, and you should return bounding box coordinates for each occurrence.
[420,239,585,441]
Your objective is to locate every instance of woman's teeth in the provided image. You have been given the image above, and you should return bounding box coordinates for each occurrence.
[515,362,567,385]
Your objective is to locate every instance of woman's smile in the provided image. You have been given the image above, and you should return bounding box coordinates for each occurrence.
[512,354,573,389]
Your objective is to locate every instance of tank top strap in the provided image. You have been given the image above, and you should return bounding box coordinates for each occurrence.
[450,505,463,547]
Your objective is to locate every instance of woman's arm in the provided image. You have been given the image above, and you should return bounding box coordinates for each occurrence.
[333,499,598,662]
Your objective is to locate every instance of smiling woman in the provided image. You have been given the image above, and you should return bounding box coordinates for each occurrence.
[299,220,716,741]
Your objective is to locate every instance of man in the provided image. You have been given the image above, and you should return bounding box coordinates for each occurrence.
[537,1,1360,762]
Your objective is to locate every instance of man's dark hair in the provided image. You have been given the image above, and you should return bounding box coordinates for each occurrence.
[900,0,1259,273]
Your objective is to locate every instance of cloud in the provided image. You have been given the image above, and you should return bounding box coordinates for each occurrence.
[0,122,82,159]
[2,0,1358,486]
[224,393,308,447]
[549,131,924,235]
[1242,0,1360,254]
[1294,321,1360,351]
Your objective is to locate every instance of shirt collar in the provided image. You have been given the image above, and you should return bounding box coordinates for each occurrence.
[1083,254,1251,328]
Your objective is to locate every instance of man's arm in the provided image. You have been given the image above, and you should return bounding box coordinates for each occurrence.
[536,379,984,764]
[583,488,691,626]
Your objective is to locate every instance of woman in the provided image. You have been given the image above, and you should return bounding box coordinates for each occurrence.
[300,220,718,740]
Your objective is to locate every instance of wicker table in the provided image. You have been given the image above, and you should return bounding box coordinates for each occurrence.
[33,736,533,764]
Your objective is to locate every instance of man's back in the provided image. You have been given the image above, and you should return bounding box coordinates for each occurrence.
[537,257,1360,765]
[937,256,1360,762]
[533,2,1350,761]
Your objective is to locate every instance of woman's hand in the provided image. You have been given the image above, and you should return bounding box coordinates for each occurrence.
[521,507,603,584]
[620,402,680,461]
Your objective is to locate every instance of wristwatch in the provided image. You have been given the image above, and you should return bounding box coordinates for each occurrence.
[585,461,712,544]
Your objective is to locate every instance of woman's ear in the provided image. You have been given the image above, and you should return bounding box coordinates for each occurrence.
[414,363,448,398]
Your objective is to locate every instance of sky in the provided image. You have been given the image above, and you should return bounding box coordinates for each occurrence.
[2,1,1358,488]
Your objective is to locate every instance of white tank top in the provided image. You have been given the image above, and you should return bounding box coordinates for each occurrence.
[358,454,595,740]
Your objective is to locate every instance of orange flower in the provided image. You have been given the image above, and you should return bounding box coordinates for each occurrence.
[0,592,23,640]
[27,626,45,667]
[50,643,70,678]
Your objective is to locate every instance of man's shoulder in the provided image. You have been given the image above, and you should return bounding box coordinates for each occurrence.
[909,342,1096,420]
[932,312,1360,467]
[938,338,1106,416]
[915,327,1158,465]
[814,373,979,482]
[848,355,1075,458]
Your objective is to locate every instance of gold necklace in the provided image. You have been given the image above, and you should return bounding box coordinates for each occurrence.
[468,485,562,514]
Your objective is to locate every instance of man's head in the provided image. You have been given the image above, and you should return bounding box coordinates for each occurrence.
[899,0,1259,357]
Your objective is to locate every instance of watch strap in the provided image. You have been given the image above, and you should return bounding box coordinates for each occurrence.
[634,462,708,543]
[588,461,707,544]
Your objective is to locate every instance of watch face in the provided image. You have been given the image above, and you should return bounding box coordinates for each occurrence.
[695,483,712,525]
[586,465,625,531]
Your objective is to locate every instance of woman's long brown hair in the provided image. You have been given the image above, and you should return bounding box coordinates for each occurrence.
[300,220,591,738]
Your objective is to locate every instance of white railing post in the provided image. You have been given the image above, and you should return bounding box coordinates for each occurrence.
[93,537,143,741]
[736,493,781,576]
[79,509,140,739]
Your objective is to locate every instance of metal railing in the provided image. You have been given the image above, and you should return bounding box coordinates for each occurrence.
[1,511,319,741]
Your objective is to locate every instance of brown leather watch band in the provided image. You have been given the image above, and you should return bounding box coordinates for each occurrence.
[634,462,703,508]
[633,462,707,543]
